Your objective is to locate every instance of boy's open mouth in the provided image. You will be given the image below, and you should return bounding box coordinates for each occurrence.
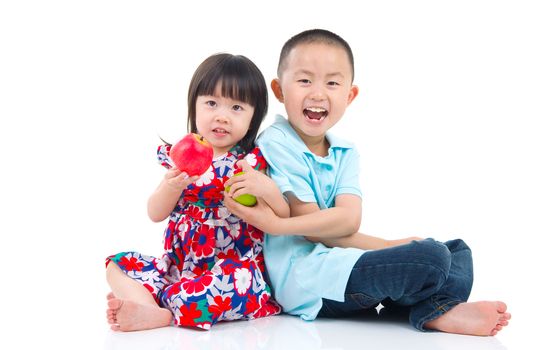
[303,107,328,121]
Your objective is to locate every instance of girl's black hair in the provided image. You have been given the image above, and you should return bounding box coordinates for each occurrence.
[187,53,268,153]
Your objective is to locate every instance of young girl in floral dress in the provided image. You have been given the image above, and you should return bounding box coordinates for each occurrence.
[105,53,287,331]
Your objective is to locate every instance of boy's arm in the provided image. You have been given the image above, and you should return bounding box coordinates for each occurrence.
[225,160,290,218]
[224,192,361,238]
[288,194,412,249]
[310,232,423,250]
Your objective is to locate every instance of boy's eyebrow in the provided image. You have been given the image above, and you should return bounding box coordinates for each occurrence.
[293,69,345,79]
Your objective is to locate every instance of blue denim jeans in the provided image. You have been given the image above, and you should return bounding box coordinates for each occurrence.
[318,238,473,331]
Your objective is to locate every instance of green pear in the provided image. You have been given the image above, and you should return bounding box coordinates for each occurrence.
[225,172,257,206]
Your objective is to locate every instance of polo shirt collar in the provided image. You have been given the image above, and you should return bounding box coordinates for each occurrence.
[274,114,354,156]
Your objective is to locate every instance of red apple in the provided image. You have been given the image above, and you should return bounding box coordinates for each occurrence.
[169,133,213,176]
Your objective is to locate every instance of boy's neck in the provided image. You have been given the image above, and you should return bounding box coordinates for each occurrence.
[299,133,330,157]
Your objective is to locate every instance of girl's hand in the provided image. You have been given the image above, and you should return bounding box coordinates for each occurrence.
[225,160,274,200]
[164,167,199,192]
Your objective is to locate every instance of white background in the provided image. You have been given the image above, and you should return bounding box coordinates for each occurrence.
[1,1,550,349]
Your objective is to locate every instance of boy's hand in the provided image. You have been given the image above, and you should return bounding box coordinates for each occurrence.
[224,192,279,233]
[385,236,424,248]
[225,160,274,200]
[164,167,199,191]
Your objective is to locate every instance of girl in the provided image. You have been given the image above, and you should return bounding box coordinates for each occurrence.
[106,53,287,331]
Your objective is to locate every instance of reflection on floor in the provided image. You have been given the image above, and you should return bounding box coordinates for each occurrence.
[104,310,508,350]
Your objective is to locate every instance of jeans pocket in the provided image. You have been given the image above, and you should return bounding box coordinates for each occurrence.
[348,292,379,309]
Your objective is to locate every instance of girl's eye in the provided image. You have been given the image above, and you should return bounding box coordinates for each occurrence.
[206,100,217,107]
[232,105,244,111]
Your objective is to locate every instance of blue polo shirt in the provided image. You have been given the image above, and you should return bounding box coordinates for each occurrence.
[257,115,365,320]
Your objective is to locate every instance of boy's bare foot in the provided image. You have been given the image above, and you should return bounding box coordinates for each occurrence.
[106,298,173,332]
[425,301,511,336]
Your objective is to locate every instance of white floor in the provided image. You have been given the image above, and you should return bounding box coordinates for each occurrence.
[102,313,511,350]
[3,281,540,350]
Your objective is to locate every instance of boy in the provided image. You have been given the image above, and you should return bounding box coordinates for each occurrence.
[224,29,510,336]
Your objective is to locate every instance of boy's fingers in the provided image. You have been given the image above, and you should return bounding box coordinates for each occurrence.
[237,159,253,172]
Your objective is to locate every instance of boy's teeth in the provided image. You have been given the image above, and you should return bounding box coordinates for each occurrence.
[306,107,326,113]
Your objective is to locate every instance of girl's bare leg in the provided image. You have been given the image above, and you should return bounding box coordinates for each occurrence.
[106,262,173,331]
[425,301,511,336]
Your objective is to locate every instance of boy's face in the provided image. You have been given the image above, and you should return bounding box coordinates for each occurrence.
[272,42,358,143]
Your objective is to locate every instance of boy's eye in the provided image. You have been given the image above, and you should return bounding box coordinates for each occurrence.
[298,79,311,84]
[328,81,340,86]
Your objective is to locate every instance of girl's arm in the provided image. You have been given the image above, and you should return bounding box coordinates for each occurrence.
[147,168,198,222]
[225,160,290,218]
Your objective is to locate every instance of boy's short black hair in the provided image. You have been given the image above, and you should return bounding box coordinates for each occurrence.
[277,29,355,82]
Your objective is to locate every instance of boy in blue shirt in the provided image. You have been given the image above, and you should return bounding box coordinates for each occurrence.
[224,29,510,336]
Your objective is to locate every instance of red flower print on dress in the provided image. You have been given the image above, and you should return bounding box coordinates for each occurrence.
[182,273,214,296]
[119,256,144,271]
[191,225,215,259]
[217,248,239,261]
[177,303,203,327]
[200,179,225,206]
[244,293,260,315]
[207,295,233,317]
[253,294,282,318]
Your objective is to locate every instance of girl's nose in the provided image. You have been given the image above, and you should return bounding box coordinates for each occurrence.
[215,114,229,123]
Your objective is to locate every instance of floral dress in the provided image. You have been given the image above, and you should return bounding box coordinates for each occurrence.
[106,144,281,330]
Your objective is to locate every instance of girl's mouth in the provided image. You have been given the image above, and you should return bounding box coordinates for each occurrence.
[212,128,229,137]
[303,107,328,121]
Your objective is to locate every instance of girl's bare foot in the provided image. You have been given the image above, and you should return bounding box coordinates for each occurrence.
[106,298,173,332]
[425,301,511,336]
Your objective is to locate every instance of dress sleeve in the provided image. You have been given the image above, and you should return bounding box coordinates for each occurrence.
[157,144,173,169]
[234,147,268,173]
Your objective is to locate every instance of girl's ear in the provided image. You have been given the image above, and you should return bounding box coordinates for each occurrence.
[271,79,284,103]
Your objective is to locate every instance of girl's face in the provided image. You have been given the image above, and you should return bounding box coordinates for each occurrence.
[195,82,254,156]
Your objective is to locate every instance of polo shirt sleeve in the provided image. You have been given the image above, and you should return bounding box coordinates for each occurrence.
[257,133,317,203]
[336,147,362,198]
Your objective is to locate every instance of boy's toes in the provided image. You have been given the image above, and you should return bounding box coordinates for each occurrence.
[498,319,509,326]
[496,301,507,313]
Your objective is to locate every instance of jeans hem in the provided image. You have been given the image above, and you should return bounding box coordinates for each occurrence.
[414,299,462,332]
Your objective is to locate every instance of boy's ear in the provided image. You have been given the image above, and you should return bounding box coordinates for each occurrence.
[347,85,359,105]
[271,79,284,103]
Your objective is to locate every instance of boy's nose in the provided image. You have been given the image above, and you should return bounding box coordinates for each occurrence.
[308,85,327,101]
